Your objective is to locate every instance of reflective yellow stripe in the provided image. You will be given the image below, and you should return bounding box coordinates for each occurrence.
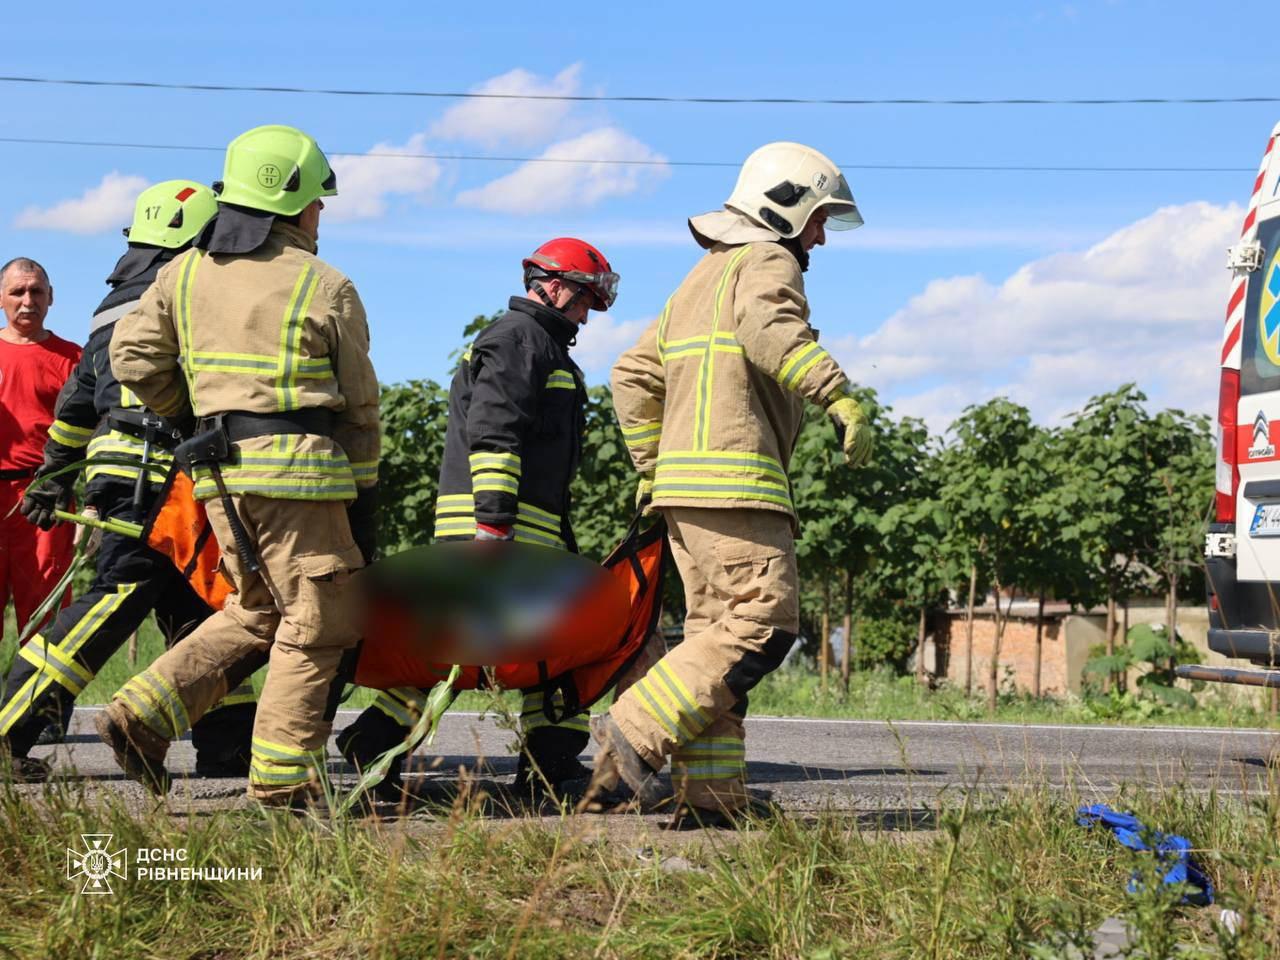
[655,295,676,362]
[86,432,173,482]
[520,689,589,732]
[656,450,787,481]
[119,669,190,740]
[350,460,378,482]
[208,682,257,709]
[545,369,577,390]
[469,451,521,478]
[661,333,743,361]
[472,473,519,495]
[777,340,831,392]
[621,421,662,443]
[695,247,751,450]
[652,479,792,508]
[518,501,560,527]
[277,265,321,411]
[48,419,94,447]
[176,250,202,398]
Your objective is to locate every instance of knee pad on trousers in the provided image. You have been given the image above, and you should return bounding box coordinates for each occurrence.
[724,628,796,700]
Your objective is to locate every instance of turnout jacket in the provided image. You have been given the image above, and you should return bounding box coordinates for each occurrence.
[110,222,380,502]
[44,248,182,495]
[434,296,586,548]
[611,241,850,519]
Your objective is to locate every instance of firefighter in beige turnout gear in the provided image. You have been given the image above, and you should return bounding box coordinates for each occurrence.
[596,142,873,826]
[98,125,380,806]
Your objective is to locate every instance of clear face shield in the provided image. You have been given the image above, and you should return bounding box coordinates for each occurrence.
[819,174,863,231]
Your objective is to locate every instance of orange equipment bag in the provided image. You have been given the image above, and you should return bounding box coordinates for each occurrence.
[355,516,669,722]
[141,465,233,611]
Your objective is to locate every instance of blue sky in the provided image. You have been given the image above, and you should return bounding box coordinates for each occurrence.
[3,1,1274,430]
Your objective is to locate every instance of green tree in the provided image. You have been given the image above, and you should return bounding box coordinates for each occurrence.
[1056,385,1158,690]
[1145,409,1214,642]
[937,399,1042,712]
[569,385,639,562]
[794,389,934,680]
[376,379,449,553]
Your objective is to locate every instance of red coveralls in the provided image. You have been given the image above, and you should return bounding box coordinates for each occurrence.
[0,333,81,635]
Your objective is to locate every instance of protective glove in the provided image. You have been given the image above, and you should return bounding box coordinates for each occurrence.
[635,474,654,516]
[346,484,379,566]
[19,471,73,530]
[73,506,103,559]
[475,523,514,542]
[826,395,874,468]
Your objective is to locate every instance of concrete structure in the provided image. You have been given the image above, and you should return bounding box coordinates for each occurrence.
[930,603,1270,707]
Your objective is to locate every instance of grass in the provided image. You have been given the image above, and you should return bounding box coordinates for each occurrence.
[3,772,1278,957]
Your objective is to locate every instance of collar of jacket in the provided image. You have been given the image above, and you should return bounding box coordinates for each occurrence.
[508,295,578,350]
[92,244,178,330]
[194,205,319,257]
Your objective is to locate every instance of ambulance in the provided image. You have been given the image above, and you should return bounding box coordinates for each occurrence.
[1200,121,1280,683]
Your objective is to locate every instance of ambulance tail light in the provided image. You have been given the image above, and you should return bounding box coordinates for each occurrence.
[1216,367,1240,524]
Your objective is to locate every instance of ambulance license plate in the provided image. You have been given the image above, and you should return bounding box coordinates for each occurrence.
[1250,502,1280,537]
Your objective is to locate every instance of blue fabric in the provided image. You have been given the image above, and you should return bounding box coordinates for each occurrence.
[1076,803,1213,906]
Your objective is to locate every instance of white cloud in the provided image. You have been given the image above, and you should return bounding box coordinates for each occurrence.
[430,64,583,148]
[14,172,148,235]
[326,133,442,222]
[573,313,652,381]
[831,201,1241,433]
[455,128,669,215]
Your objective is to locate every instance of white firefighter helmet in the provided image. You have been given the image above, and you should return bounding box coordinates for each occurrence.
[724,141,863,239]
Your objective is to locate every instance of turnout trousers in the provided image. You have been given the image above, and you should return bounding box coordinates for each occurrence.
[107,494,362,803]
[609,507,799,811]
[0,477,73,635]
[0,482,255,762]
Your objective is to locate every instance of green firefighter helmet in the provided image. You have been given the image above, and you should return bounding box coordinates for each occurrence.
[125,180,219,248]
[215,124,338,216]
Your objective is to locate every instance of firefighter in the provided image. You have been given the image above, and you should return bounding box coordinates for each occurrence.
[337,237,618,803]
[0,181,258,783]
[595,142,873,828]
[98,125,380,809]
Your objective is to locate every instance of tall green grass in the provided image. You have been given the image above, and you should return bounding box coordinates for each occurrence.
[2,773,1277,958]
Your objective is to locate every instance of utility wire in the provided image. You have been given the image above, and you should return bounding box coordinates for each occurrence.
[1,74,1278,107]
[0,136,1253,173]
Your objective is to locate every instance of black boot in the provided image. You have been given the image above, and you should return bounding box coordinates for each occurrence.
[335,710,407,802]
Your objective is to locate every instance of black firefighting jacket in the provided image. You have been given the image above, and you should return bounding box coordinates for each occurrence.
[433,296,586,549]
[43,246,181,499]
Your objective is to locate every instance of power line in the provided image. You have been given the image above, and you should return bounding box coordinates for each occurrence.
[1,74,1279,107]
[0,136,1253,174]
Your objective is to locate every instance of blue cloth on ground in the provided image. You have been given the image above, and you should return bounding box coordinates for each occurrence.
[1076,803,1213,906]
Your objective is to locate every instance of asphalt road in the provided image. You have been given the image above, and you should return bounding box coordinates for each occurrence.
[15,708,1279,818]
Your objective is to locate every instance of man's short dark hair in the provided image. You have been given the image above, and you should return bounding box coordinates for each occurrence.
[0,257,51,288]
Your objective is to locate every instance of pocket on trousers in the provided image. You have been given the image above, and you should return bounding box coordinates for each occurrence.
[290,552,357,645]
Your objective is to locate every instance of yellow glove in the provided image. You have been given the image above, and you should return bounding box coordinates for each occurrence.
[635,475,655,515]
[826,396,873,467]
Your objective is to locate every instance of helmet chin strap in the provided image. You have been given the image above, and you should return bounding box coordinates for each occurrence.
[532,278,587,316]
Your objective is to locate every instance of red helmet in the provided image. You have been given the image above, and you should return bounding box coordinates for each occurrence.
[522,237,619,312]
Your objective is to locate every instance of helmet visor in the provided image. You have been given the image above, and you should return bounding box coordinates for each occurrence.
[561,269,619,309]
[319,158,338,197]
[820,174,863,231]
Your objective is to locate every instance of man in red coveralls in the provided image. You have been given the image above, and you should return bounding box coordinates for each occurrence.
[0,258,80,635]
